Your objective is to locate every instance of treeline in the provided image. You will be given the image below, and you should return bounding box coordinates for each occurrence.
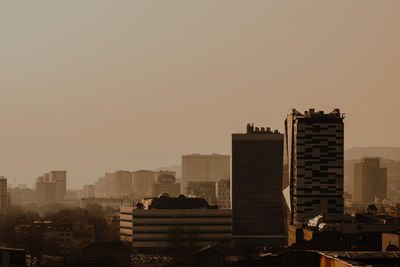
[0,204,118,249]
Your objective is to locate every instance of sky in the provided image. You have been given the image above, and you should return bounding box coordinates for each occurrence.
[0,1,399,188]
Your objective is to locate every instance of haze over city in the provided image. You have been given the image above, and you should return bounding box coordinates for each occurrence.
[1,1,400,188]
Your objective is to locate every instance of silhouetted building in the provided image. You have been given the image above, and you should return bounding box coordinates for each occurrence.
[82,184,95,198]
[36,171,67,203]
[0,247,26,267]
[285,109,344,224]
[73,241,130,267]
[120,195,231,248]
[353,157,387,204]
[216,179,230,209]
[151,171,180,197]
[186,181,217,205]
[0,177,7,216]
[182,154,230,194]
[105,170,132,198]
[132,170,156,200]
[232,124,286,247]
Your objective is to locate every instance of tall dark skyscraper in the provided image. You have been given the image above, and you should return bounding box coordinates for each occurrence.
[232,124,286,247]
[284,108,344,224]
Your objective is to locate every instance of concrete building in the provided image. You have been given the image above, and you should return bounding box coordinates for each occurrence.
[36,171,67,203]
[120,195,231,248]
[83,184,95,198]
[182,154,230,194]
[353,157,387,204]
[0,177,7,216]
[284,109,344,224]
[232,124,286,247]
[94,177,106,198]
[151,171,180,197]
[186,181,217,205]
[216,179,230,209]
[105,170,132,198]
[8,188,36,206]
[132,170,156,200]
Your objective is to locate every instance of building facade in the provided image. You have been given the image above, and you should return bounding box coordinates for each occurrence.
[120,196,231,248]
[186,181,217,205]
[36,171,67,203]
[151,171,180,197]
[285,108,344,224]
[83,184,95,198]
[232,124,286,247]
[105,170,133,198]
[182,154,230,194]
[216,179,230,209]
[94,177,106,198]
[0,177,7,216]
[132,170,156,200]
[353,157,387,203]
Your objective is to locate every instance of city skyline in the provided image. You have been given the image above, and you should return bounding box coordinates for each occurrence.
[1,1,400,189]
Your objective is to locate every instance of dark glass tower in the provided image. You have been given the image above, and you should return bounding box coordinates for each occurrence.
[231,124,286,247]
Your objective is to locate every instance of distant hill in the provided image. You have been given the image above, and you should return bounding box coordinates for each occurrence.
[345,146,400,160]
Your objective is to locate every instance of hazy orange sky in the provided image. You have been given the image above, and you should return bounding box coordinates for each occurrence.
[1,1,399,188]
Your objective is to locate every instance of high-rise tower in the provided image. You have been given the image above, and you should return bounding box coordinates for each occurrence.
[284,108,344,224]
[353,157,387,203]
[232,124,286,247]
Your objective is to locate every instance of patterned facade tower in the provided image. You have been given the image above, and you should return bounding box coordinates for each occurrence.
[284,108,344,224]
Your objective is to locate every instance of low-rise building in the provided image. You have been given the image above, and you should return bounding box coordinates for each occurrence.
[186,181,217,205]
[15,221,95,254]
[120,195,232,249]
[151,171,180,197]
